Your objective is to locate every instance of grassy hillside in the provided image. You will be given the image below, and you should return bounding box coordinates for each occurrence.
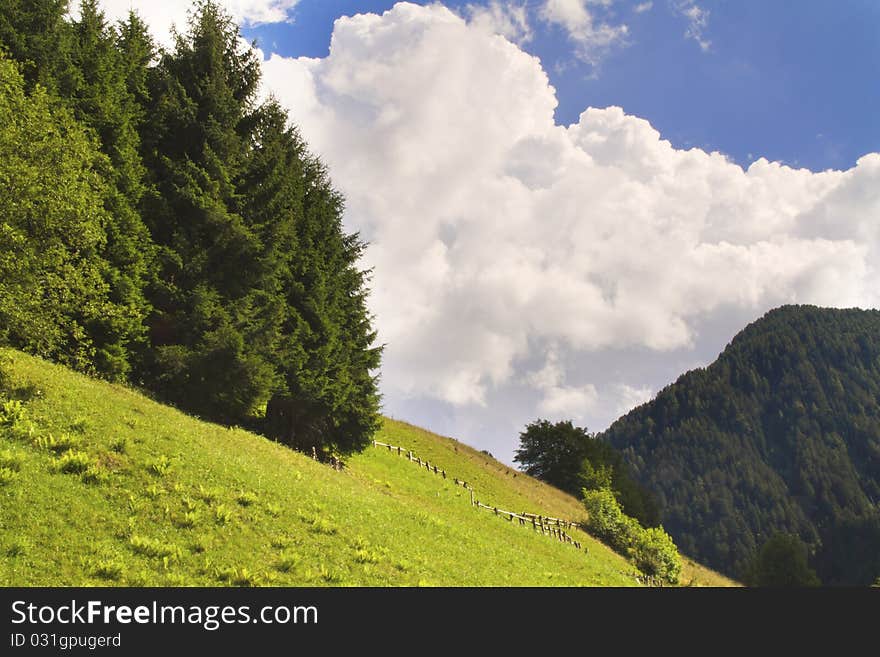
[0,349,733,586]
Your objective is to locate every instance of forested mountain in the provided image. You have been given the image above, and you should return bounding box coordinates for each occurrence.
[601,305,880,584]
[0,0,381,454]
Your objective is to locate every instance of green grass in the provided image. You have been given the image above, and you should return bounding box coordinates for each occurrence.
[0,348,734,586]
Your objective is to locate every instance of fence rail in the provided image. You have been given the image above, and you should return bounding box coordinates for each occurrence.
[371,439,585,552]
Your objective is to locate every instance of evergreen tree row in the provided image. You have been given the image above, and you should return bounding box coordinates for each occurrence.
[0,0,382,454]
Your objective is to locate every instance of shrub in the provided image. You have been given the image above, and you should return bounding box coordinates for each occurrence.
[583,486,682,585]
[630,526,682,585]
[582,487,639,553]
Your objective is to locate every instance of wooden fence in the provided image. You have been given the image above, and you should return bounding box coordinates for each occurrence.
[372,440,585,552]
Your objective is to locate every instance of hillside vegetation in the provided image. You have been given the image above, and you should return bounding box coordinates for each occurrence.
[0,349,732,586]
[602,305,880,584]
[0,0,381,456]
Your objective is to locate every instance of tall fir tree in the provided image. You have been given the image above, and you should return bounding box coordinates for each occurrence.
[65,0,154,379]
[0,0,76,94]
[139,0,273,421]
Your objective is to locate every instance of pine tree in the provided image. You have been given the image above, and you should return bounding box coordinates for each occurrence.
[64,0,153,379]
[0,0,76,94]
[139,1,275,421]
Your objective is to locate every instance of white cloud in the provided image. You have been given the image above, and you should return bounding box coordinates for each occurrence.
[527,348,599,420]
[80,2,880,460]
[465,1,532,45]
[673,0,711,51]
[610,384,653,416]
[634,2,653,13]
[539,0,629,65]
[258,3,880,454]
[91,1,299,46]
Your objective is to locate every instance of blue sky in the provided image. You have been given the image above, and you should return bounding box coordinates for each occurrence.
[242,0,880,172]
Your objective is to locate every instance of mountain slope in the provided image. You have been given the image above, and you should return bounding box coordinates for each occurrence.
[601,305,880,584]
[0,348,733,586]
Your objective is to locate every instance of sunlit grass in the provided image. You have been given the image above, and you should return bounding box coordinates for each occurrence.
[0,347,733,586]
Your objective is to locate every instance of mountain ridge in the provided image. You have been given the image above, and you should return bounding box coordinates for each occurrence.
[601,304,880,584]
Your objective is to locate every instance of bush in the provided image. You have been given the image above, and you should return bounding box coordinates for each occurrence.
[583,486,682,585]
[630,526,682,585]
[582,487,639,553]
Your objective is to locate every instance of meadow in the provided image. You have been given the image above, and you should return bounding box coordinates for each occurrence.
[0,349,734,587]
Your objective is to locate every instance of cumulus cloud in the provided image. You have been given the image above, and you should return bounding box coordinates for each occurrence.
[527,348,599,420]
[673,0,711,51]
[91,0,299,46]
[634,2,653,13]
[539,0,629,65]
[258,2,880,461]
[465,1,532,45]
[96,1,880,460]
